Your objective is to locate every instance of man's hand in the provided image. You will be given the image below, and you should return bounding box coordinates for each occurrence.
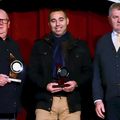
[0,74,11,86]
[62,81,77,92]
[47,82,63,93]
[95,100,105,119]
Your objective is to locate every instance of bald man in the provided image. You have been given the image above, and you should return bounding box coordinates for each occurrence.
[0,9,25,120]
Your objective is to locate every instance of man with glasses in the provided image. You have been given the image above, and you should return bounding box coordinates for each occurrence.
[0,9,25,120]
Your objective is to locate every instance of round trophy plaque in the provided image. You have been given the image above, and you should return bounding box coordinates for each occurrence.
[10,60,23,73]
[53,67,70,88]
[57,67,69,78]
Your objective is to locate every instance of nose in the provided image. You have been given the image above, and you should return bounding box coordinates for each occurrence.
[56,21,60,26]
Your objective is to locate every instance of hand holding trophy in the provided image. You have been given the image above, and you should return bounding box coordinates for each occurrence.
[9,53,23,83]
[53,66,70,88]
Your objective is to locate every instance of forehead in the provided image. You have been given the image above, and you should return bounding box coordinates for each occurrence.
[111,8,120,15]
[0,10,8,19]
[50,11,66,19]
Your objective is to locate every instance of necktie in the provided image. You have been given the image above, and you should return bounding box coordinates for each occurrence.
[115,34,120,52]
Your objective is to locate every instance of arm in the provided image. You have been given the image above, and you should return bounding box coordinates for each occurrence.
[77,41,92,87]
[28,42,47,88]
[92,46,104,101]
[92,42,105,119]
[64,41,92,92]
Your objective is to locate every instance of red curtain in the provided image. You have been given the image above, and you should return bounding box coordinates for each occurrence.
[7,9,112,119]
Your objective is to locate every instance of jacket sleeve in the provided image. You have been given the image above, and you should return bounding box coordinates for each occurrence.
[28,41,48,89]
[76,40,92,87]
[92,42,104,101]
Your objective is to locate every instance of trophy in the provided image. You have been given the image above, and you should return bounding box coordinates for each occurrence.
[9,53,23,83]
[53,66,70,88]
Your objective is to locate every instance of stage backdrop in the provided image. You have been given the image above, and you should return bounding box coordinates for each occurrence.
[8,9,112,64]
[6,9,112,120]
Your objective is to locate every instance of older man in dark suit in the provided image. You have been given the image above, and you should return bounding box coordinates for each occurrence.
[92,3,120,120]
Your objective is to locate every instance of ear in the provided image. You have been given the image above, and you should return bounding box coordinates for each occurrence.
[67,18,69,25]
[108,16,111,26]
[48,22,51,30]
[48,22,50,26]
[8,20,10,28]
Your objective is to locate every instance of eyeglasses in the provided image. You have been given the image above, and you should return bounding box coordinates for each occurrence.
[0,19,9,24]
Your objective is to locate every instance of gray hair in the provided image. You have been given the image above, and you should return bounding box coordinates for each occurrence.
[109,3,120,16]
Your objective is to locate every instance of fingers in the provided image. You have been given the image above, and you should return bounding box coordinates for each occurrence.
[96,108,105,119]
[0,74,8,78]
[0,74,10,86]
[95,101,105,119]
[47,82,62,93]
[51,87,62,93]
[63,81,77,92]
[0,78,8,86]
[47,81,77,93]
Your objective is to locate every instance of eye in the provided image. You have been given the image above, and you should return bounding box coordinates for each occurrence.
[0,19,9,24]
[50,19,56,23]
[112,15,118,19]
[59,17,64,22]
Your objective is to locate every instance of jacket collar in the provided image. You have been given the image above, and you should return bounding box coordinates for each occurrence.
[44,32,78,50]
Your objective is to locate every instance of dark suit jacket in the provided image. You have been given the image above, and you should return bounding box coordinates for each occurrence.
[0,36,25,113]
[92,32,120,102]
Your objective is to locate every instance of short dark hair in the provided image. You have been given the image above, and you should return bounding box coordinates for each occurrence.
[48,8,67,21]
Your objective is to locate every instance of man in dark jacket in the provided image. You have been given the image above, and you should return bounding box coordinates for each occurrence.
[29,8,92,120]
[0,9,25,120]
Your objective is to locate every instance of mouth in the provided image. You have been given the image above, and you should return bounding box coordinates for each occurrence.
[55,26,62,30]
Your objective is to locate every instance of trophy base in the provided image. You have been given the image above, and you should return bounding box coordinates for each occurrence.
[53,84,70,88]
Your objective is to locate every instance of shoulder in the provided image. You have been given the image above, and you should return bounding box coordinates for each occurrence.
[33,39,44,47]
[97,32,111,45]
[33,33,54,48]
[95,32,111,53]
[7,36,19,47]
[31,40,44,53]
[73,38,89,50]
[32,36,52,52]
[69,38,90,56]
